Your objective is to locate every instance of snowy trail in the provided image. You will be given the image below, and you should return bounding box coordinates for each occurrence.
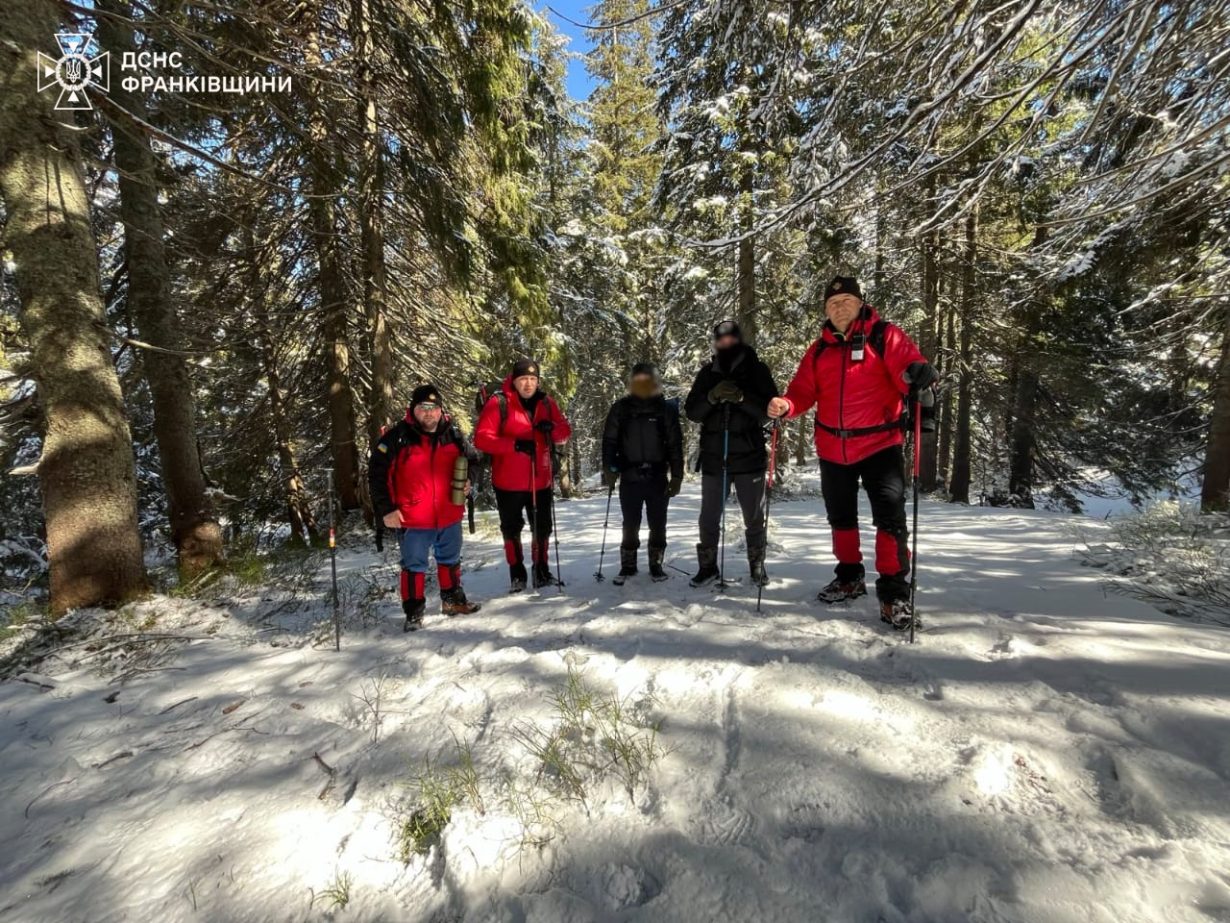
[2,475,1229,923]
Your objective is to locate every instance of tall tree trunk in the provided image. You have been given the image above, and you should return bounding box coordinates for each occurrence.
[950,206,977,504]
[873,193,886,296]
[0,11,146,612]
[918,187,941,491]
[795,415,808,466]
[1201,309,1230,512]
[96,0,222,576]
[1007,227,1048,507]
[353,0,394,446]
[569,438,583,496]
[736,166,756,343]
[1008,364,1039,506]
[304,16,360,509]
[937,297,956,488]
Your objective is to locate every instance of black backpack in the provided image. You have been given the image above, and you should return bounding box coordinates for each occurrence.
[474,380,508,431]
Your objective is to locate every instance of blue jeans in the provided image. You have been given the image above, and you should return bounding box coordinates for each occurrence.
[399,521,463,573]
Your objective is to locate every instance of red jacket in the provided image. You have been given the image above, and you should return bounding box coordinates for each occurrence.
[368,413,468,530]
[474,377,572,491]
[780,306,925,465]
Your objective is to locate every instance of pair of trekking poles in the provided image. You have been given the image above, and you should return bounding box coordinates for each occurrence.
[527,442,565,594]
[593,399,923,643]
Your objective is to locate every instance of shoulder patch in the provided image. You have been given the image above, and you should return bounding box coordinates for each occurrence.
[377,443,389,454]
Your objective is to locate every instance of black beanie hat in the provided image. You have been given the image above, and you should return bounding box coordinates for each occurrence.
[630,361,658,379]
[410,384,443,411]
[824,275,863,302]
[713,319,742,340]
[511,357,540,379]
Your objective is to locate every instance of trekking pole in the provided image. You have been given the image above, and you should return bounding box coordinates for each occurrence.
[528,447,539,588]
[548,445,564,592]
[717,403,732,592]
[325,467,340,652]
[756,421,779,614]
[594,483,615,581]
[909,398,922,644]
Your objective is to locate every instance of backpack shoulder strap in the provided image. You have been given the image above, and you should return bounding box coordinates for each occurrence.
[809,337,828,374]
[868,319,889,358]
[495,391,508,430]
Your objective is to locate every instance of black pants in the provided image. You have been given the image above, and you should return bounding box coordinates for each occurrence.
[495,487,553,542]
[698,470,767,551]
[620,475,669,550]
[819,445,909,602]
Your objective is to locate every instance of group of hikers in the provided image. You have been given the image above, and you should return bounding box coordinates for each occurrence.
[368,275,939,633]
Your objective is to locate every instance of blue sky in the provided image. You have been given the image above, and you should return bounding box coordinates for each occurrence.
[540,1,597,101]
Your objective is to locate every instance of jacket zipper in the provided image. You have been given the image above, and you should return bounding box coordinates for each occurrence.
[838,341,849,463]
[429,437,438,528]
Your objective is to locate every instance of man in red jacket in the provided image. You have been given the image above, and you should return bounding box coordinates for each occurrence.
[768,276,937,629]
[474,358,573,592]
[369,384,482,631]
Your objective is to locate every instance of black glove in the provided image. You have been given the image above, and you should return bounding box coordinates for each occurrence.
[667,476,682,498]
[602,468,619,490]
[514,439,535,455]
[708,381,744,404]
[535,419,555,435]
[918,387,938,433]
[904,361,939,394]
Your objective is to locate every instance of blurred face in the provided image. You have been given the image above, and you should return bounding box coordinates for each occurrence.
[513,375,539,399]
[714,333,740,351]
[629,374,658,398]
[413,402,442,431]
[825,294,862,333]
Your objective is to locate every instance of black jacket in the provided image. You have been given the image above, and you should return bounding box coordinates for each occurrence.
[684,344,779,476]
[602,394,685,483]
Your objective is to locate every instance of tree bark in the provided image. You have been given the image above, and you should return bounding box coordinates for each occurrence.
[1007,227,1048,508]
[937,297,956,488]
[305,13,360,509]
[736,166,756,344]
[0,9,146,612]
[949,206,977,504]
[1201,308,1230,512]
[918,187,941,491]
[96,0,222,576]
[353,0,394,447]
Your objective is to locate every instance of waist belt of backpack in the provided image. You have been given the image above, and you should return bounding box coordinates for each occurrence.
[815,416,904,439]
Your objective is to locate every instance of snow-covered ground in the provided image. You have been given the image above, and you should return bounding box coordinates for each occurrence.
[3,475,1229,923]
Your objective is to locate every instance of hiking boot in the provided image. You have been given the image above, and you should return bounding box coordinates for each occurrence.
[879,598,917,631]
[648,545,668,582]
[689,544,720,587]
[402,597,426,632]
[441,587,481,616]
[880,600,920,635]
[612,547,638,586]
[748,545,769,587]
[817,575,867,604]
[509,562,528,594]
[533,562,557,588]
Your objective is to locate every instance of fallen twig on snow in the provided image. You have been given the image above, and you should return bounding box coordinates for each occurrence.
[159,696,199,714]
[94,750,134,769]
[313,751,337,800]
